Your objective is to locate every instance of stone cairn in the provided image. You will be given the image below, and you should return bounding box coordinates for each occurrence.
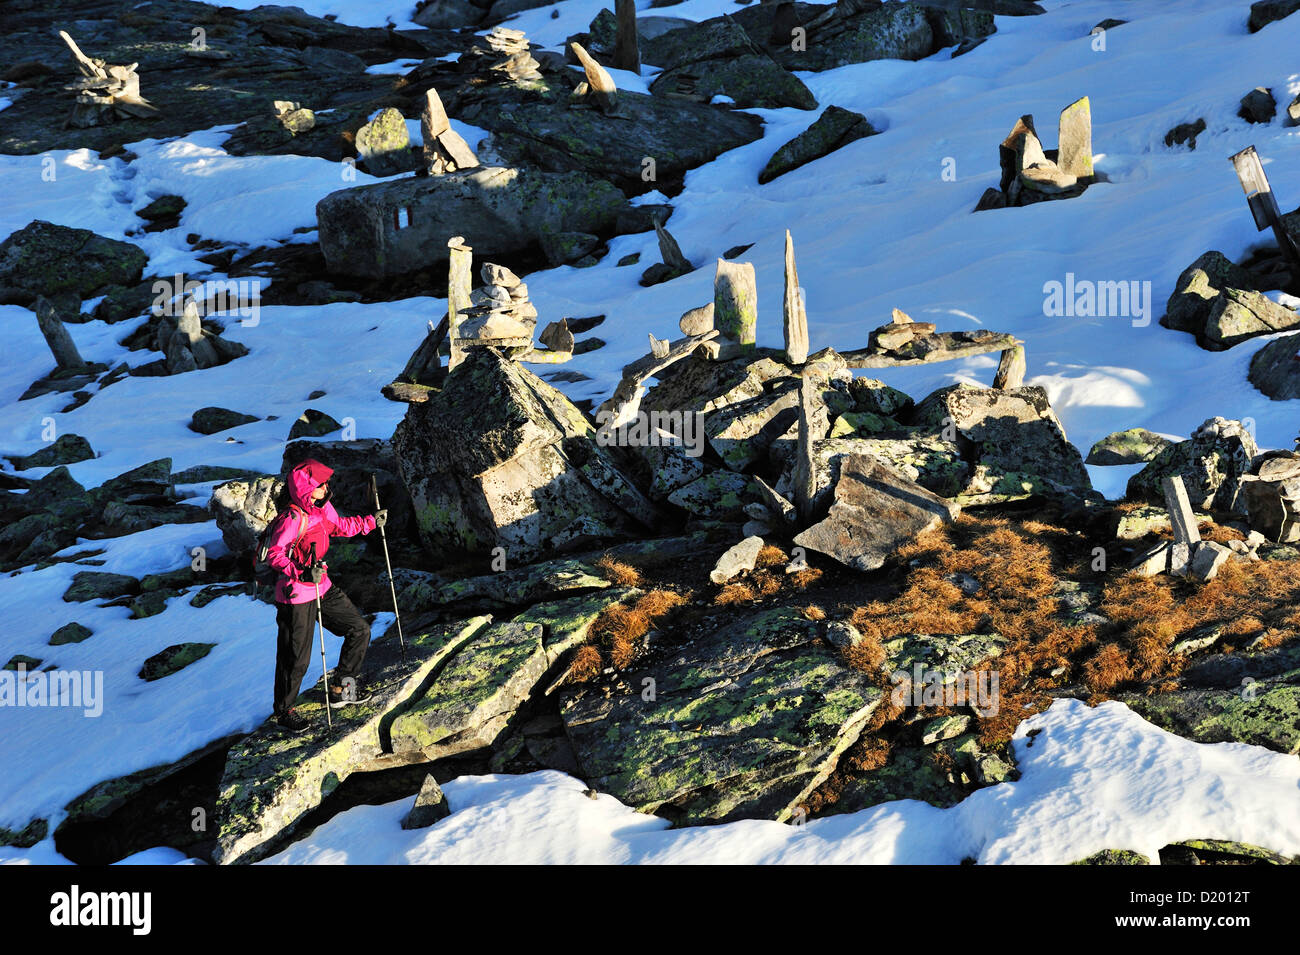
[569,41,619,114]
[420,88,479,175]
[59,30,159,128]
[466,27,543,82]
[976,96,1094,210]
[457,263,539,349]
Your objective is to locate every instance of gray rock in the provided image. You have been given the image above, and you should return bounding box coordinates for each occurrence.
[7,433,94,470]
[413,0,484,29]
[1086,428,1173,466]
[354,107,413,177]
[1241,453,1300,542]
[794,453,959,571]
[401,775,452,829]
[1249,0,1300,31]
[1189,541,1233,581]
[0,220,147,302]
[1127,417,1258,516]
[1204,287,1298,349]
[709,534,765,584]
[1161,251,1258,337]
[758,105,876,184]
[190,407,260,435]
[1238,87,1276,124]
[317,166,629,279]
[209,475,281,556]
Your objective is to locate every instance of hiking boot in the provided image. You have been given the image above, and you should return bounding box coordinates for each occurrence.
[326,678,372,709]
[276,707,311,734]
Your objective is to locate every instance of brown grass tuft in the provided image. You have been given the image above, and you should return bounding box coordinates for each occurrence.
[756,544,788,568]
[595,555,641,587]
[570,645,603,682]
[802,604,826,621]
[714,582,757,605]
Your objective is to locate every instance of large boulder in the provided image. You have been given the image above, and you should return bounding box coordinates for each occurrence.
[758,105,878,184]
[0,220,147,303]
[455,81,764,194]
[909,384,1093,506]
[1248,332,1300,399]
[281,437,413,541]
[1126,417,1259,515]
[392,349,659,563]
[770,2,936,72]
[209,475,281,557]
[794,453,960,571]
[1158,251,1297,350]
[316,166,629,279]
[561,606,883,824]
[1249,0,1300,31]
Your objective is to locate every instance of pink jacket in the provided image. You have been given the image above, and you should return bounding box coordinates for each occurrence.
[266,459,376,604]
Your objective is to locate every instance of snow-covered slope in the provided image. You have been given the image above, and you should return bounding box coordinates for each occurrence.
[2,0,1299,863]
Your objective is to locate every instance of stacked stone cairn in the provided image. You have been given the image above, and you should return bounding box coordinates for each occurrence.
[59,30,159,127]
[455,263,539,349]
[976,96,1095,209]
[467,27,543,82]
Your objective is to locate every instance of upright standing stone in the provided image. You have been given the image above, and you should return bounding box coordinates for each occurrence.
[794,368,828,521]
[1057,96,1093,178]
[447,237,473,370]
[1162,475,1201,576]
[783,230,808,365]
[714,259,757,355]
[655,218,691,273]
[401,774,452,829]
[33,296,86,371]
[570,41,618,113]
[613,0,640,75]
[421,88,450,172]
[992,345,1025,389]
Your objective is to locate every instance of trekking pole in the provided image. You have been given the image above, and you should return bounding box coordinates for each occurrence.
[309,542,333,732]
[370,474,406,658]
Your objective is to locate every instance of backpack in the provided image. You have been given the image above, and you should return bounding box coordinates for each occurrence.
[253,504,309,588]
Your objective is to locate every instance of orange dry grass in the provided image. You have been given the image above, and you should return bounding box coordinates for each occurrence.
[569,645,604,682]
[714,582,756,606]
[595,555,641,587]
[756,544,788,568]
[802,604,826,621]
[583,588,688,672]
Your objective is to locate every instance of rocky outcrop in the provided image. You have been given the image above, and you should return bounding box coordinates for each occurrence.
[1240,453,1300,543]
[392,348,657,563]
[1160,251,1297,349]
[209,475,282,557]
[212,616,491,864]
[561,606,883,824]
[1126,417,1258,516]
[910,384,1094,506]
[1086,428,1173,466]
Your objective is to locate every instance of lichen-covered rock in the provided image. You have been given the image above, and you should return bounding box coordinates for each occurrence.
[7,434,94,470]
[138,642,215,681]
[395,556,611,614]
[1203,287,1299,349]
[910,384,1093,506]
[703,382,800,471]
[758,105,877,184]
[1242,454,1300,542]
[189,407,260,435]
[212,616,490,864]
[513,586,640,663]
[799,434,969,506]
[666,469,755,517]
[0,220,147,302]
[393,349,656,563]
[772,1,935,71]
[1086,427,1173,466]
[63,571,140,603]
[561,606,882,824]
[1071,848,1150,865]
[1126,417,1258,515]
[209,474,281,557]
[652,53,817,111]
[388,621,547,754]
[1160,251,1258,336]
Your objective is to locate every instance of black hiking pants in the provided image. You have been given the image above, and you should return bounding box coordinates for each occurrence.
[273,586,371,717]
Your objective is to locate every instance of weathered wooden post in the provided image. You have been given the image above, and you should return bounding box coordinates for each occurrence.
[447,236,473,370]
[714,259,757,356]
[1231,145,1300,271]
[613,0,640,75]
[783,230,809,365]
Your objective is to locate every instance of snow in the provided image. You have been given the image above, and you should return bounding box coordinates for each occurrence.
[1,0,1299,863]
[258,700,1300,865]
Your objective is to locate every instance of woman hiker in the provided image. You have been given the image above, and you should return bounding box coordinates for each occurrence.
[266,458,387,733]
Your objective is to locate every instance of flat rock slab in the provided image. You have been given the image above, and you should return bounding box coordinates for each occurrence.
[388,621,547,755]
[1123,668,1300,755]
[212,616,491,865]
[561,606,882,825]
[795,454,959,572]
[395,558,611,612]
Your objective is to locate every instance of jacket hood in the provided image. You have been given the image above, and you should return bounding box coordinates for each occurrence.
[287,459,334,510]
